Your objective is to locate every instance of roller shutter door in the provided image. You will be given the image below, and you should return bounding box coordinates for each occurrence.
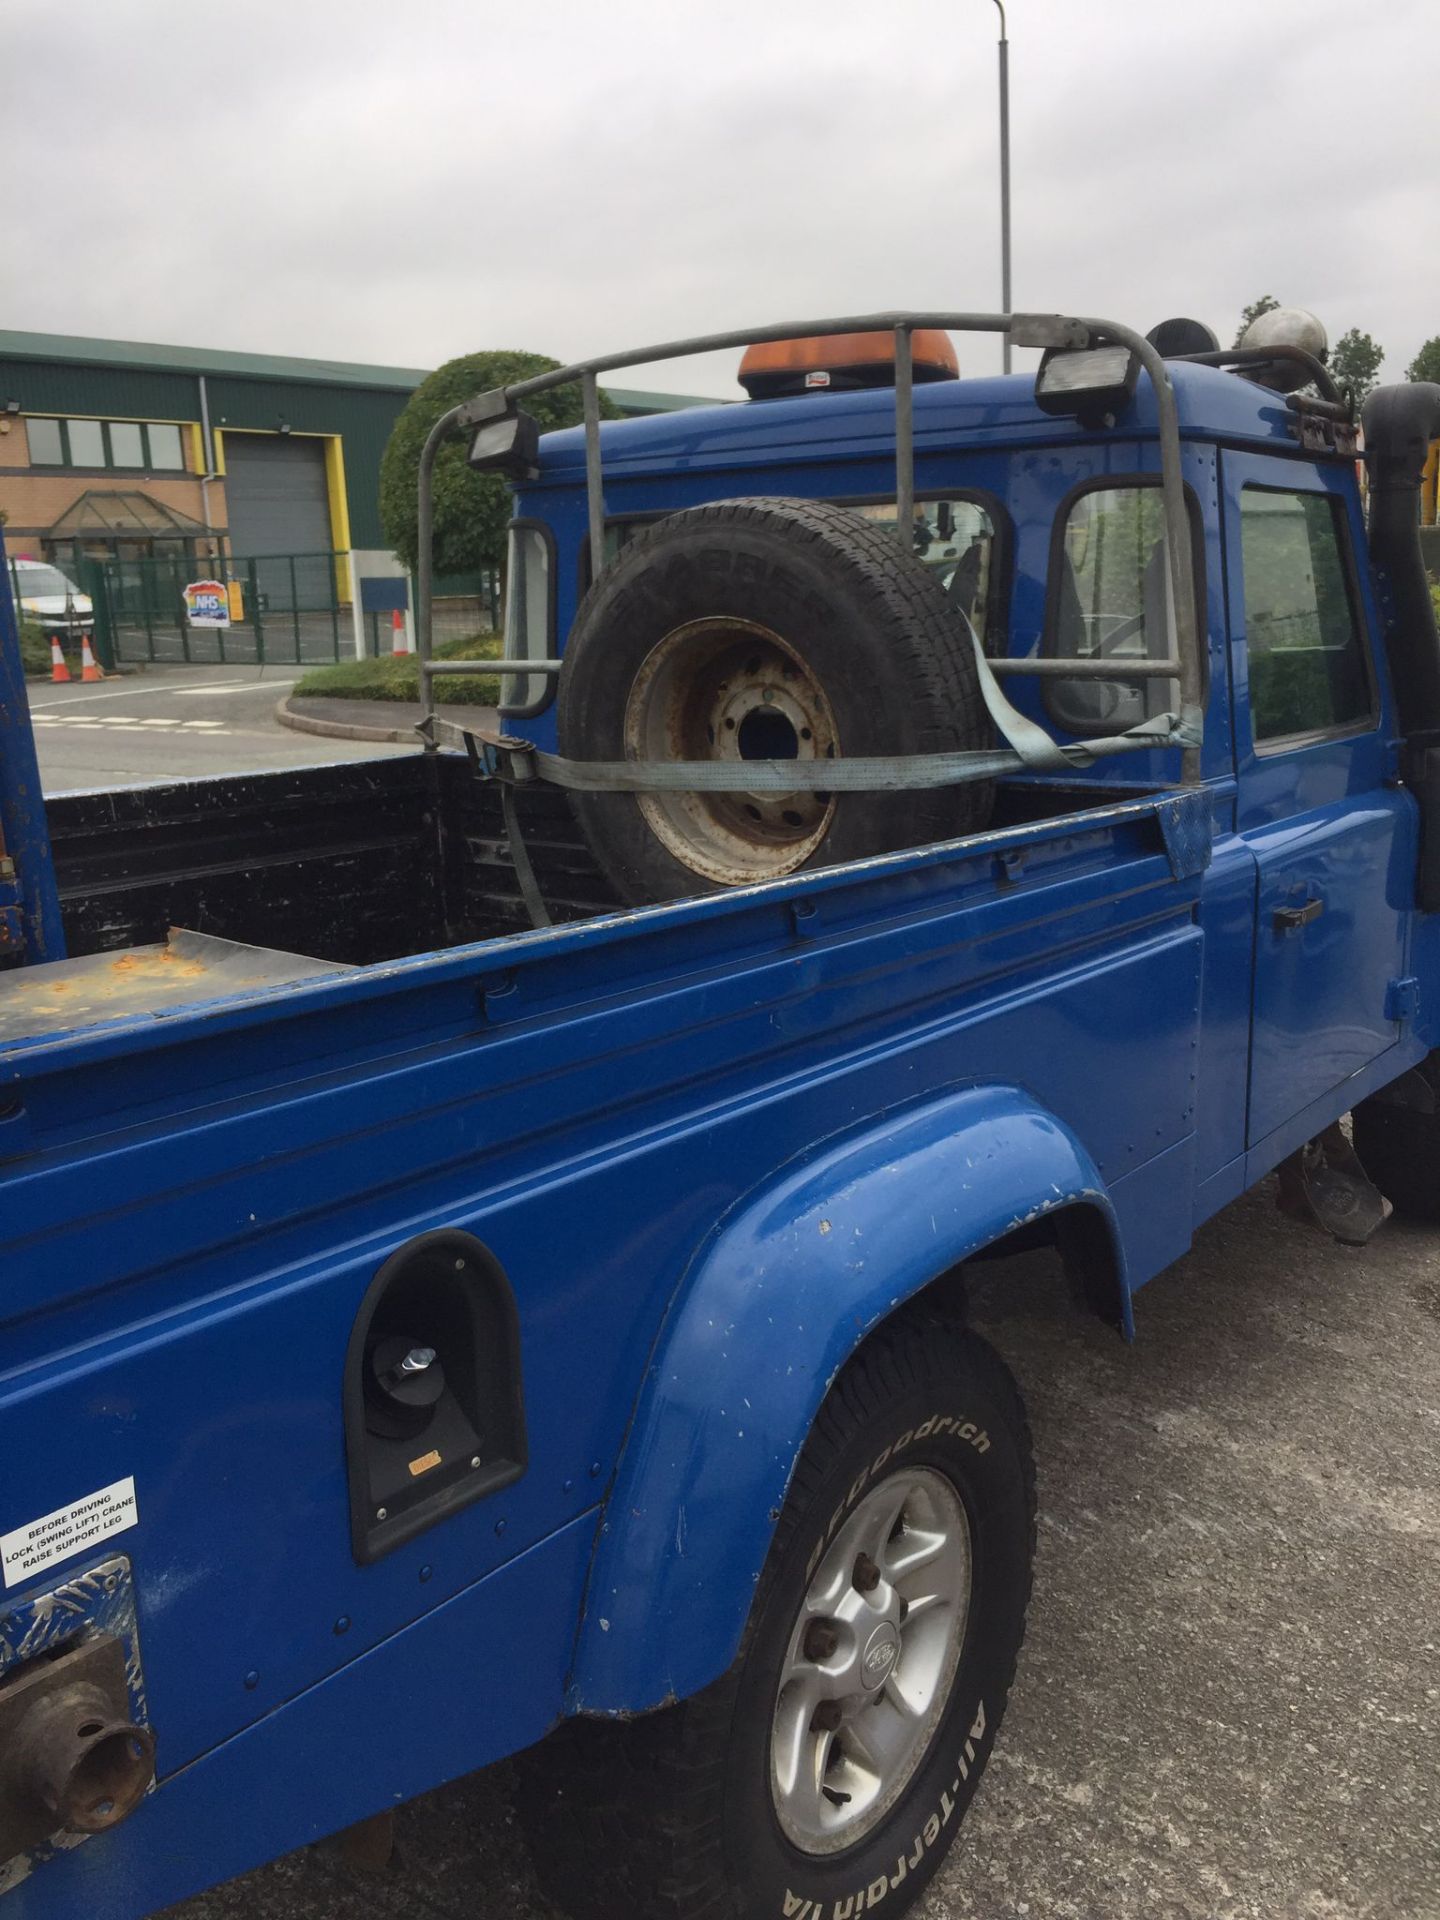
[223,434,332,609]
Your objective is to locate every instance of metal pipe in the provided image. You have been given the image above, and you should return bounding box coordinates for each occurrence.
[417,308,1204,782]
[582,372,605,578]
[501,312,1015,401]
[894,326,914,551]
[992,655,1183,679]
[423,658,562,677]
[197,375,215,543]
[993,2,1012,374]
[1075,315,1204,779]
[415,401,465,748]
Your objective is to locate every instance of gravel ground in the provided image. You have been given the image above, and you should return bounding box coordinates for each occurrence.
[166,1181,1440,1920]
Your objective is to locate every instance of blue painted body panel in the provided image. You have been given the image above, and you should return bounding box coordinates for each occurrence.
[0,528,64,965]
[7,1514,596,1920]
[1220,448,1418,1143]
[0,357,1433,1916]
[573,1088,1112,1710]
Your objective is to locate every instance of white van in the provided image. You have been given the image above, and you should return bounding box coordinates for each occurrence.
[9,557,94,635]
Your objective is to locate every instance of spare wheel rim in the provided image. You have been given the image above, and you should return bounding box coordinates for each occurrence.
[622,617,841,885]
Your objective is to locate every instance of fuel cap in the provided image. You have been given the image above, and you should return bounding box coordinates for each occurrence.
[365,1335,446,1438]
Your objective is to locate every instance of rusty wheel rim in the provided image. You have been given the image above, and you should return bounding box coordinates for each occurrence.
[622,617,840,885]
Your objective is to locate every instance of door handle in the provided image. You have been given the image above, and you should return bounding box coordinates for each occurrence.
[1273,897,1324,933]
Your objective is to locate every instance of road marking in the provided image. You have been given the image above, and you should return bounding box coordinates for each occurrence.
[31,716,234,735]
[171,679,297,697]
[28,675,297,712]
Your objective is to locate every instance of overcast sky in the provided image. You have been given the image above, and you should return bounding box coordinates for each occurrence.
[4,0,1434,396]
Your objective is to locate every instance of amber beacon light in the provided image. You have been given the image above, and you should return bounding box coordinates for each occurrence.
[738,330,959,399]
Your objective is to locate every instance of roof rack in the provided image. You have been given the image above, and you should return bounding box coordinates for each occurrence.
[415,310,1207,786]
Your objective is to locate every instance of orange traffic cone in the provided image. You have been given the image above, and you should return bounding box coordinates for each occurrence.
[391,608,408,657]
[80,633,104,682]
[49,634,71,683]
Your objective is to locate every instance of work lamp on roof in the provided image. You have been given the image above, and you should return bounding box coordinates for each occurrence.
[465,399,542,481]
[1033,342,1139,426]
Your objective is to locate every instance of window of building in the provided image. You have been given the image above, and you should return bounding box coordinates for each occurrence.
[1240,488,1372,745]
[1045,483,1192,736]
[146,422,184,470]
[27,417,64,464]
[22,416,188,472]
[108,421,145,467]
[67,418,106,466]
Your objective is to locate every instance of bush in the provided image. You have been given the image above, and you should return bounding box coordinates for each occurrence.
[293,631,502,705]
[20,621,51,676]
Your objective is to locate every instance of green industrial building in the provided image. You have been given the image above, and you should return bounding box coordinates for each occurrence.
[0,329,704,578]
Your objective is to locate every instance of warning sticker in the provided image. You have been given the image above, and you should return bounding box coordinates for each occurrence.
[1,1477,138,1588]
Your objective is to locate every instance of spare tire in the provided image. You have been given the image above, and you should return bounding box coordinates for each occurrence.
[556,496,994,905]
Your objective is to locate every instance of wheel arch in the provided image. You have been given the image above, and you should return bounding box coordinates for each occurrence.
[568,1082,1125,1716]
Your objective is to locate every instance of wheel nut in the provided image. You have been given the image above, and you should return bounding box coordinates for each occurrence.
[810,1699,843,1733]
[853,1553,882,1595]
[898,1597,910,1622]
[804,1620,840,1662]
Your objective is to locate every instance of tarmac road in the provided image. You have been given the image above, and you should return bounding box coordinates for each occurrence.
[163,1181,1440,1920]
[25,664,413,792]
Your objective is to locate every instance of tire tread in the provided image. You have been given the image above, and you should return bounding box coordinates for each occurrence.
[513,1312,1034,1920]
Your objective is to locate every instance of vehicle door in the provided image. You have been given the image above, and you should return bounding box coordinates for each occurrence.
[1225,449,1416,1150]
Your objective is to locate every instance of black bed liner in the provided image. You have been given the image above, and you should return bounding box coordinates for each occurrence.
[41,757,1144,969]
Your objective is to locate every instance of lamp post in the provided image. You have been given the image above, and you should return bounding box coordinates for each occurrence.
[993,0,1012,371]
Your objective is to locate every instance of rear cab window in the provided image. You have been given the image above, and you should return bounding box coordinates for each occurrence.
[853,497,1004,647]
[498,521,554,716]
[1042,482,1192,736]
[602,494,1007,650]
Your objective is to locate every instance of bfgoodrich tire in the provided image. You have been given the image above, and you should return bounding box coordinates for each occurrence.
[513,1314,1035,1920]
[1353,1053,1440,1223]
[556,498,994,905]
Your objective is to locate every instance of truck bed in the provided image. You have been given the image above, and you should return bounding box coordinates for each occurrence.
[33,753,1187,973]
[0,752,1211,1917]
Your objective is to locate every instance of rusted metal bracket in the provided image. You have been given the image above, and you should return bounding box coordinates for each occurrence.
[0,1633,155,1863]
[1154,788,1214,880]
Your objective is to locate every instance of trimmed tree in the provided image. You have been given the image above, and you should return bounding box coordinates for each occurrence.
[1330,327,1385,403]
[1408,336,1440,384]
[379,349,620,578]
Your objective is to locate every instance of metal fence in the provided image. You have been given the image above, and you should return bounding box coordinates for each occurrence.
[98,552,351,665]
[93,554,501,668]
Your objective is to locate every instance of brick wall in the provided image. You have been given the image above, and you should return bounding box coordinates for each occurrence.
[0,413,226,548]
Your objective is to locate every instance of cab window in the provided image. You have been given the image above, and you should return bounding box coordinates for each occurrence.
[1239,488,1371,746]
[1044,483,1186,736]
[498,522,553,715]
[604,497,1003,647]
[853,498,1001,646]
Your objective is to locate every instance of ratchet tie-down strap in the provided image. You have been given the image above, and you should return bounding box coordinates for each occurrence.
[422,633,1204,927]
